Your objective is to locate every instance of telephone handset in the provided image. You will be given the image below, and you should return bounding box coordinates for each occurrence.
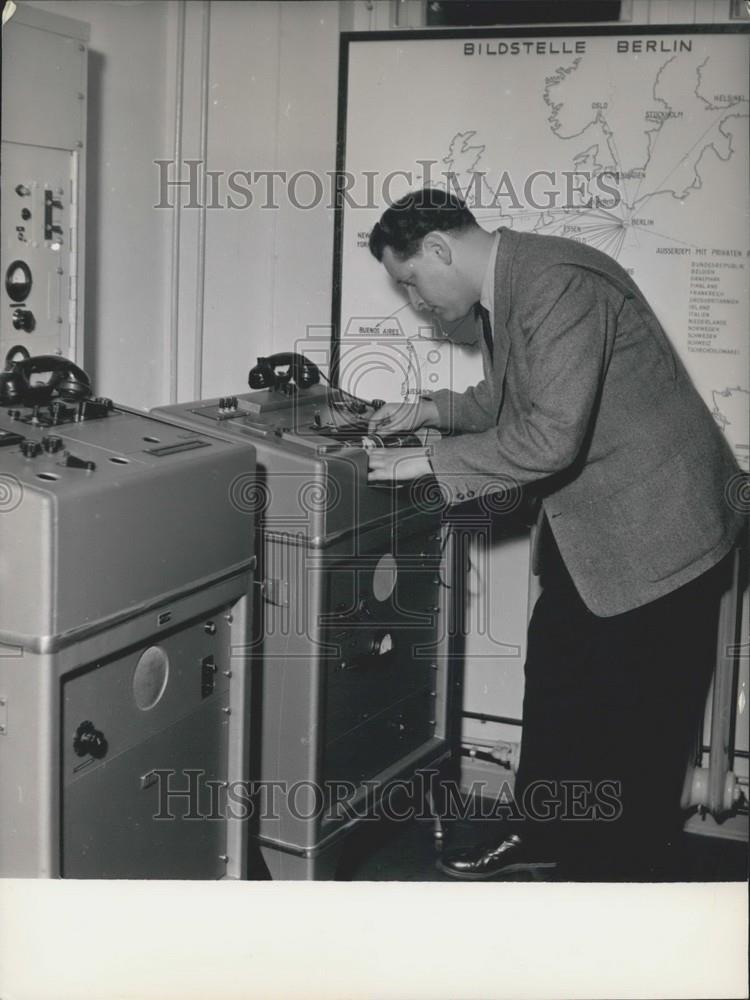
[0,354,93,407]
[246,351,387,420]
[247,352,321,391]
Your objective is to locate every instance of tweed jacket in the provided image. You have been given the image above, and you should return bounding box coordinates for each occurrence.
[429,228,743,617]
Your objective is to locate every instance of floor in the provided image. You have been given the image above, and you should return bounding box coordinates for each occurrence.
[336,812,749,882]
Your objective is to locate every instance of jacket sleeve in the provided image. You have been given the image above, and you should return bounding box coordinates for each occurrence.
[428,265,618,499]
[428,313,496,433]
[429,378,497,433]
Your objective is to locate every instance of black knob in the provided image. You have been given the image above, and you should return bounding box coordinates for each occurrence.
[73,720,108,759]
[15,184,30,197]
[21,209,31,221]
[20,439,41,458]
[62,451,96,471]
[42,435,63,454]
[12,309,35,333]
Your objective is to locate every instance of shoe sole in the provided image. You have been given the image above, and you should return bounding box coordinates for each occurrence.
[435,858,557,880]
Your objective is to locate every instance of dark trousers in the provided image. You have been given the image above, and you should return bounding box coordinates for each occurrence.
[514,525,728,880]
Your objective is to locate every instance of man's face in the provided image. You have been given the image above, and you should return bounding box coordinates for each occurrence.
[382,239,477,325]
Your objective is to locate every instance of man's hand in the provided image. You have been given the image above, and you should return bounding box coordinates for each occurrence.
[367,398,440,436]
[367,449,433,483]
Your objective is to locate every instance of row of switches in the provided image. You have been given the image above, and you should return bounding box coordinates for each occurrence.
[21,435,63,457]
[16,434,95,470]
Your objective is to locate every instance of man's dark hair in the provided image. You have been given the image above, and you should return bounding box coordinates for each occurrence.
[368,188,477,262]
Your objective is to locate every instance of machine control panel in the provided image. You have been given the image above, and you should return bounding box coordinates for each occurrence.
[2,5,89,361]
[190,383,423,454]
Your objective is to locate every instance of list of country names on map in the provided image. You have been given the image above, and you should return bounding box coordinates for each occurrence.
[685,250,746,356]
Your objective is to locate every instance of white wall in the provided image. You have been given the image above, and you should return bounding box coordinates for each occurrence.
[197,0,341,400]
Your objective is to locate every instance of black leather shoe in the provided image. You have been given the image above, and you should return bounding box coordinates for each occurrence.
[436,834,556,880]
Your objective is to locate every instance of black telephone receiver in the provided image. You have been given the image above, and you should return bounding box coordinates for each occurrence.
[0,354,92,407]
[248,352,320,391]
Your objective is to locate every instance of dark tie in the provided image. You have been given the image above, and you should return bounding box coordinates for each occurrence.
[476,304,494,362]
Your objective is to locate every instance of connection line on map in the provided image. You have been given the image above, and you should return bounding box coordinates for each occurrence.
[634,107,749,213]
[370,301,411,331]
[628,225,699,249]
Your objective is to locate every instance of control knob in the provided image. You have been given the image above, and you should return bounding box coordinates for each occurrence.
[42,435,64,454]
[73,720,108,760]
[12,309,35,333]
[20,439,41,458]
[62,451,96,471]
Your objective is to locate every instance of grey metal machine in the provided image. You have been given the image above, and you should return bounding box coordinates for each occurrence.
[0,356,257,878]
[153,354,458,879]
[2,3,89,364]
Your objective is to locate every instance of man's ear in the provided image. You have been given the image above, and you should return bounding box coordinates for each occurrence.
[422,231,453,265]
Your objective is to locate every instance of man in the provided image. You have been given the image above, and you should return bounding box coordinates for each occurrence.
[366,188,743,880]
